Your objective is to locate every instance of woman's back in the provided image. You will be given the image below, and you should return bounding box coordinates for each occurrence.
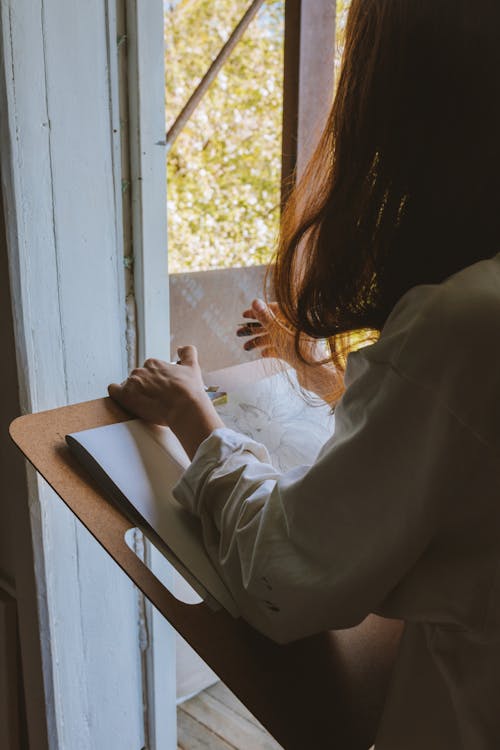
[356,254,500,748]
[172,253,500,749]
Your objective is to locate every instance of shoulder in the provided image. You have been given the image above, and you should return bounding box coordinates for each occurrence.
[354,253,500,445]
[362,253,500,370]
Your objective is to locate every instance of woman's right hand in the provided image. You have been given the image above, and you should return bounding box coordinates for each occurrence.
[237,299,340,403]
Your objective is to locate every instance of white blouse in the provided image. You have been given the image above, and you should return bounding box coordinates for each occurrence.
[173,253,500,749]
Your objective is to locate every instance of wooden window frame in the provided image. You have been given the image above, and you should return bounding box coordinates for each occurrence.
[282,0,337,198]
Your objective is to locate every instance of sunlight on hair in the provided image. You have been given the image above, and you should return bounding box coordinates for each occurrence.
[328,328,379,371]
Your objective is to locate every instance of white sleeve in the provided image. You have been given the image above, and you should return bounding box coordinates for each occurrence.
[173,356,467,643]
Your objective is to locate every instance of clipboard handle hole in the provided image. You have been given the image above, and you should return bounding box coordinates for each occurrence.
[124,527,205,605]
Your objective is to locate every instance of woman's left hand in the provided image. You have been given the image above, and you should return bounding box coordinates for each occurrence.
[108,345,224,459]
[238,299,339,403]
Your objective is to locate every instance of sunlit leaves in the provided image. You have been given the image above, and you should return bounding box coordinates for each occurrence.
[165,0,284,272]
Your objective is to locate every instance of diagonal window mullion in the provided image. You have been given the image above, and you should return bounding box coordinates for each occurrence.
[166,0,266,150]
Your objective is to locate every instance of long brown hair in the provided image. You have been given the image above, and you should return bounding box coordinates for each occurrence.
[272,0,500,372]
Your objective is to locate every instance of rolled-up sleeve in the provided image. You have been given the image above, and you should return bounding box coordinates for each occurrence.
[173,356,468,643]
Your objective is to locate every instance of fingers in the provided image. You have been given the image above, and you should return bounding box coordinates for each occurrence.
[109,347,197,398]
[177,345,198,367]
[243,334,271,352]
[251,299,274,325]
[108,373,140,397]
[237,321,264,337]
[242,300,280,321]
[240,300,276,334]
[241,300,270,321]
[108,382,122,400]
[144,358,164,371]
[128,367,146,381]
[239,300,281,355]
[108,378,145,410]
[108,365,154,405]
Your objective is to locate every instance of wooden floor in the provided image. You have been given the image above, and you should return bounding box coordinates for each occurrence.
[177,681,283,750]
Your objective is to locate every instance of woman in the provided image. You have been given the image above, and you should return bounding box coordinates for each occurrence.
[109,1,500,746]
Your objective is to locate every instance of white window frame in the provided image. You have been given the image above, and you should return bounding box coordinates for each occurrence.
[0,0,175,748]
[125,2,177,745]
[126,0,170,363]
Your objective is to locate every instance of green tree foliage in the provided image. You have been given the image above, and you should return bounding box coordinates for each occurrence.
[165,0,351,273]
[165,0,284,272]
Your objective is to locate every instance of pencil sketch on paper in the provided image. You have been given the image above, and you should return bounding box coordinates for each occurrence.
[216,371,335,472]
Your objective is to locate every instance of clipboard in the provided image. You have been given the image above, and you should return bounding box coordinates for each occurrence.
[9,361,403,750]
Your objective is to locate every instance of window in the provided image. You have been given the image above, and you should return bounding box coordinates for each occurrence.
[166,1,339,373]
[165,0,285,272]
[164,0,352,275]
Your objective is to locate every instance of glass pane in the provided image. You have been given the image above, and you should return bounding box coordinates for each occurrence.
[165,0,285,273]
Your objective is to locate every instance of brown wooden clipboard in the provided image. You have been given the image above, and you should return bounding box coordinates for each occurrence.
[9,362,403,750]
